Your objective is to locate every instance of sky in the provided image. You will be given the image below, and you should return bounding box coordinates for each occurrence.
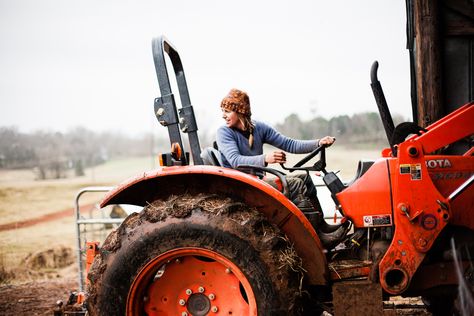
[0,0,411,137]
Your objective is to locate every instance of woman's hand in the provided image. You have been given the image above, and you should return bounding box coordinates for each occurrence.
[318,136,336,147]
[265,151,286,164]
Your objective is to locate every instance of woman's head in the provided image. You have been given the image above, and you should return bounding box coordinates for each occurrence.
[220,88,252,130]
[220,89,251,117]
[220,88,255,146]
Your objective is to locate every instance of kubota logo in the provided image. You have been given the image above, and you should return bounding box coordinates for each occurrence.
[426,159,452,169]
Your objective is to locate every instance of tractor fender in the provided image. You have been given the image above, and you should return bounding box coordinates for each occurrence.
[100,165,328,285]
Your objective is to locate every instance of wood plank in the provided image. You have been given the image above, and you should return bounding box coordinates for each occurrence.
[414,0,444,127]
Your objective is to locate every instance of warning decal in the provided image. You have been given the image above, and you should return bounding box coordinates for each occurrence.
[363,214,392,227]
[400,164,411,174]
[400,163,422,180]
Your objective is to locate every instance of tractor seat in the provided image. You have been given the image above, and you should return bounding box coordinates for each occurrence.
[200,147,223,166]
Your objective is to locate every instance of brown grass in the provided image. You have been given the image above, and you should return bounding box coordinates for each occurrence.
[0,156,153,283]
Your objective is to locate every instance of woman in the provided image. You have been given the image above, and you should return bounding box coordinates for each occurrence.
[216,88,347,248]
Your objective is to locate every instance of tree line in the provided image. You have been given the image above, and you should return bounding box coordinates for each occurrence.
[274,112,404,147]
[0,126,168,179]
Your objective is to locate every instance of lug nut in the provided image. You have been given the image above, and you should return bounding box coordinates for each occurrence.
[211,306,218,313]
[208,293,215,300]
[179,299,186,306]
[175,259,181,264]
[182,312,188,316]
[418,238,427,247]
[225,268,231,274]
[185,289,192,295]
[198,286,205,293]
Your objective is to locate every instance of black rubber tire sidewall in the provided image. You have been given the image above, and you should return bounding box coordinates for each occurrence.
[87,201,299,316]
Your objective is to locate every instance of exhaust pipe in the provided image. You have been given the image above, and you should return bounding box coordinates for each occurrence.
[370,61,396,156]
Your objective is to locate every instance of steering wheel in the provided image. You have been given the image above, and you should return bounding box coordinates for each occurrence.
[280,145,327,173]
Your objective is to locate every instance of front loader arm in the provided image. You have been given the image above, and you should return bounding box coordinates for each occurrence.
[378,102,473,295]
[413,102,473,154]
[379,141,450,294]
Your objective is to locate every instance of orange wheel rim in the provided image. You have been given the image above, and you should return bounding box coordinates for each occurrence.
[127,247,257,315]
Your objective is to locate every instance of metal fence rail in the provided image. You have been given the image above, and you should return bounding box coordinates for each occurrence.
[74,186,114,292]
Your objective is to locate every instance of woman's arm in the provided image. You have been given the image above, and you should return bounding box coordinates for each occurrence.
[216,127,266,168]
[259,121,319,153]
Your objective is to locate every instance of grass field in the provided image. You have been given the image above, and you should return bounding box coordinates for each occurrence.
[0,146,382,282]
[0,156,154,279]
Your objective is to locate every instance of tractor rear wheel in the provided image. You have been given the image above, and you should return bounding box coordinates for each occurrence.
[86,194,303,315]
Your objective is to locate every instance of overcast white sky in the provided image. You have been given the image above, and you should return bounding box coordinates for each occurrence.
[0,0,411,137]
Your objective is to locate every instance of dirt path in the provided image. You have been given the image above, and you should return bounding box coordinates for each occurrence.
[0,204,95,232]
[0,278,78,316]
[0,278,430,316]
[0,204,95,315]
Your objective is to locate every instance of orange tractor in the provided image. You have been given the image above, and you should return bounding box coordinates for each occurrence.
[74,36,474,316]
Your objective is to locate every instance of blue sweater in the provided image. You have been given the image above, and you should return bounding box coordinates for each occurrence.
[216,120,319,168]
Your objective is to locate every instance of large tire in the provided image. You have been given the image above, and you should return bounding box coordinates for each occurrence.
[86,193,303,316]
